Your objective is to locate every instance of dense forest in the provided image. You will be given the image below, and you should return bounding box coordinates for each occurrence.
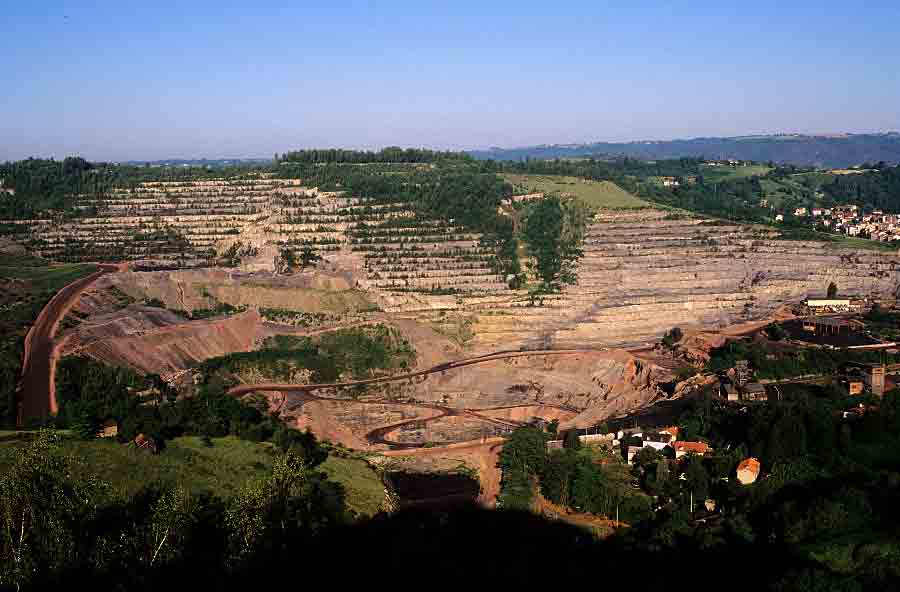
[822,166,900,211]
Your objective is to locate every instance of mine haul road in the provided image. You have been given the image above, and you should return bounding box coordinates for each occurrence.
[17,264,120,426]
[228,349,591,448]
[227,348,597,399]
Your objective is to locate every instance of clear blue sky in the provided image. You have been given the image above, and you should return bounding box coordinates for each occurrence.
[3,0,899,161]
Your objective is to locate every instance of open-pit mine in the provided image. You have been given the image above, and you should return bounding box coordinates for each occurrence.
[8,175,900,502]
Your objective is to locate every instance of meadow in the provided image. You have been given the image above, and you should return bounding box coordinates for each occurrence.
[502,174,648,209]
[0,434,386,516]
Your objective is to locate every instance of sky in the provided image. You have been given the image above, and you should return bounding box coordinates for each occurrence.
[2,0,900,161]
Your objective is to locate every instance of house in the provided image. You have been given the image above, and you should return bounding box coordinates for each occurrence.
[736,458,761,485]
[97,419,118,438]
[845,378,864,396]
[659,426,679,443]
[721,382,739,402]
[812,208,823,217]
[661,177,680,187]
[794,207,808,217]
[672,441,710,459]
[861,363,886,396]
[132,433,160,454]
[741,382,768,402]
[775,214,784,222]
[733,360,752,385]
[641,432,673,450]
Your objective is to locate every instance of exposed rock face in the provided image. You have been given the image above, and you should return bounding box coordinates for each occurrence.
[461,209,900,349]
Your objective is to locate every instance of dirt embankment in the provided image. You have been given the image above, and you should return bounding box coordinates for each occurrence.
[76,309,263,378]
[102,268,376,314]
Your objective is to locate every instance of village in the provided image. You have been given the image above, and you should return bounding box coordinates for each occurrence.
[780,203,900,243]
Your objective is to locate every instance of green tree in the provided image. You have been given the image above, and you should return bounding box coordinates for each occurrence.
[522,196,584,292]
[563,429,582,450]
[298,244,322,268]
[0,431,108,588]
[497,427,549,509]
[681,455,710,501]
[540,449,578,506]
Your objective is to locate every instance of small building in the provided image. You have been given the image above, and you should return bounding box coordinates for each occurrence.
[862,364,886,397]
[736,458,761,485]
[802,316,864,336]
[132,433,160,454]
[775,214,784,222]
[734,360,752,385]
[97,419,118,439]
[741,382,768,402]
[659,426,679,443]
[845,378,865,396]
[641,433,672,451]
[721,382,739,402]
[806,299,852,313]
[672,441,710,459]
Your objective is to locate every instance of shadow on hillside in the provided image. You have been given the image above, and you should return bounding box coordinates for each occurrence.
[63,503,856,591]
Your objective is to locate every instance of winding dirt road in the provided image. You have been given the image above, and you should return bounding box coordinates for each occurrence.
[228,349,590,449]
[17,263,121,426]
[227,349,597,398]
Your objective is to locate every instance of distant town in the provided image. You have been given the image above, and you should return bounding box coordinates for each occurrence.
[780,203,900,243]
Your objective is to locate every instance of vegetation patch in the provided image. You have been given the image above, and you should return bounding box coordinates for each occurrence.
[503,174,648,210]
[0,255,97,426]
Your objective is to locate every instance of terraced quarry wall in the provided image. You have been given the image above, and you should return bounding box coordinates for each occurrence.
[464,210,900,349]
[7,178,900,353]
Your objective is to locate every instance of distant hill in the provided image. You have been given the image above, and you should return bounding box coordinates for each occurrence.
[121,158,272,168]
[469,133,900,168]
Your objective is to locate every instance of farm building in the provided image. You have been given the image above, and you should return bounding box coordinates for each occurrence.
[736,458,761,485]
[672,441,710,459]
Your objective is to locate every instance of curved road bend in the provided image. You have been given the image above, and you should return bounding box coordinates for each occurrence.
[18,264,120,426]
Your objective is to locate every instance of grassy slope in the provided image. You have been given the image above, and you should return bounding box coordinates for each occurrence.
[0,254,98,336]
[698,163,772,182]
[502,174,648,209]
[0,435,385,516]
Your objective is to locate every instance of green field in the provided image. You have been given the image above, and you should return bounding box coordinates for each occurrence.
[0,435,386,516]
[698,163,772,182]
[502,174,648,209]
